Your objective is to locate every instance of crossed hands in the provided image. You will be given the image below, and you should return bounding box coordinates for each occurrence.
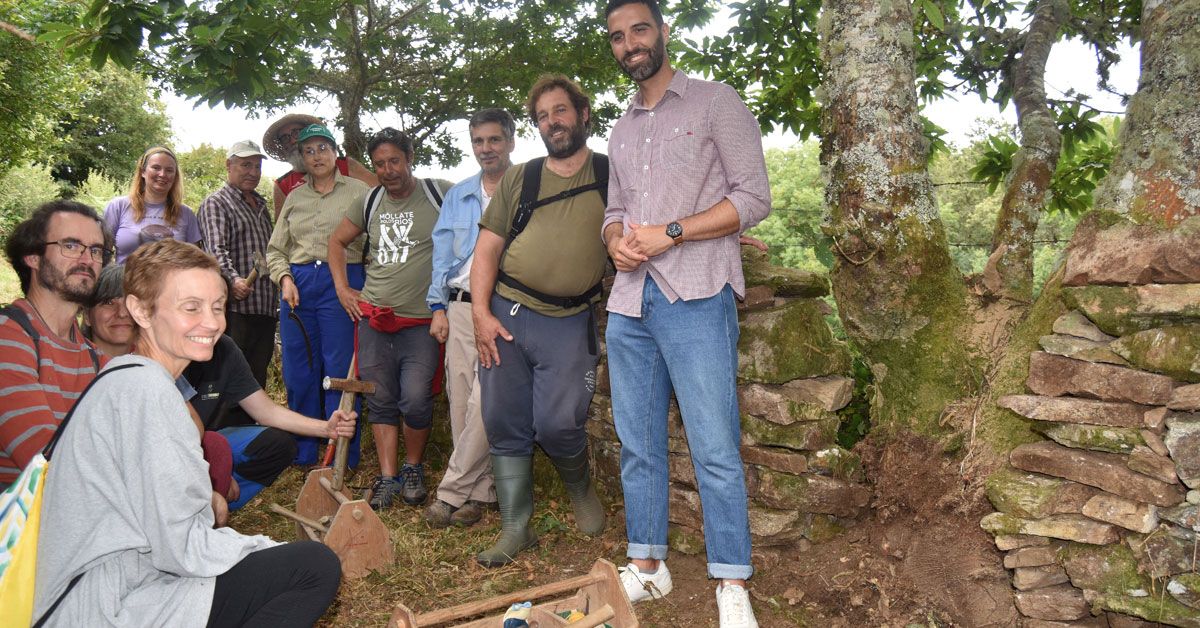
[607,223,673,272]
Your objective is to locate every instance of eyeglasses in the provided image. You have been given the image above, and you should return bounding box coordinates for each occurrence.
[44,240,106,261]
[303,142,334,156]
[277,127,302,142]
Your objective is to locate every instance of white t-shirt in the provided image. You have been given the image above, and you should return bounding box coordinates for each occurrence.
[447,188,490,293]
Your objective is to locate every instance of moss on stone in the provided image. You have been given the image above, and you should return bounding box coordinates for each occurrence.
[985,468,1068,519]
[805,514,845,543]
[742,414,839,451]
[667,527,705,556]
[1112,325,1200,383]
[1061,541,1147,593]
[808,446,864,481]
[742,247,831,297]
[1062,285,1200,337]
[1092,591,1200,627]
[974,268,1066,460]
[1032,421,1146,454]
[738,300,853,384]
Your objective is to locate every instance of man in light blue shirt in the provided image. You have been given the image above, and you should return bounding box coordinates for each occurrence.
[424,108,516,527]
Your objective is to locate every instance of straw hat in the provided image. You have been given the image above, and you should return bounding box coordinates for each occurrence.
[263,113,323,160]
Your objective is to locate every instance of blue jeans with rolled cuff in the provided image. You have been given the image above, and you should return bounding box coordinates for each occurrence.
[606,277,753,581]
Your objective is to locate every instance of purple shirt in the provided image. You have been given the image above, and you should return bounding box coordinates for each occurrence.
[603,70,771,318]
[103,196,202,263]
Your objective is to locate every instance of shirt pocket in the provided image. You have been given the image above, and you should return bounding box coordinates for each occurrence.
[661,126,700,169]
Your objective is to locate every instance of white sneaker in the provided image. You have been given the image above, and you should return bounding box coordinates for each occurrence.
[618,562,673,603]
[716,583,758,628]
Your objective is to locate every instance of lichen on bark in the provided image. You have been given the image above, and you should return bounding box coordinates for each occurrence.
[820,0,979,438]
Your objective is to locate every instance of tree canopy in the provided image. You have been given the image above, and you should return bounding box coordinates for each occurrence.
[44,0,627,164]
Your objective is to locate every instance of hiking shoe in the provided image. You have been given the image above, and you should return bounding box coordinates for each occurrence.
[424,499,456,528]
[450,500,488,527]
[716,583,758,628]
[399,463,428,505]
[367,475,400,509]
[619,562,673,603]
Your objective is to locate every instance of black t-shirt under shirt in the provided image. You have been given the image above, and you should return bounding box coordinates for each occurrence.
[183,335,261,429]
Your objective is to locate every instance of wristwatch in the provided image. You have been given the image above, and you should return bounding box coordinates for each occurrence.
[666,221,684,246]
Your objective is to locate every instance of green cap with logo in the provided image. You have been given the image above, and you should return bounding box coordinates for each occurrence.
[297,124,336,144]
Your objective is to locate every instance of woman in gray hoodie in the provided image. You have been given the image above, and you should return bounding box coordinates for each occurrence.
[33,239,341,627]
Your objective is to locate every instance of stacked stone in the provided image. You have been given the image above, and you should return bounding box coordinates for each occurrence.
[588,248,871,553]
[981,216,1200,627]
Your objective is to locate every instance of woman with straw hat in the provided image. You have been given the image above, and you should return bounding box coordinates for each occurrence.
[263,113,376,218]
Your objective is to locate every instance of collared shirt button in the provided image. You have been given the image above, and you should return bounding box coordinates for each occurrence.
[641,220,648,225]
[649,112,655,117]
[645,138,651,143]
[643,165,648,170]
[620,143,625,149]
[673,127,679,132]
[643,192,648,197]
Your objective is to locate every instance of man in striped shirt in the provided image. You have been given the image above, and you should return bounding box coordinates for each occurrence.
[0,201,110,488]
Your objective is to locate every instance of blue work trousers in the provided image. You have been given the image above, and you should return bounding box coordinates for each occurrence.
[279,261,364,466]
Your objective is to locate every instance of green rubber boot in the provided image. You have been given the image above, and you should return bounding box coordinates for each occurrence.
[476,455,538,568]
[550,448,606,536]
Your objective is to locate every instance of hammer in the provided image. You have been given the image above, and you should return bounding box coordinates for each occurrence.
[243,250,268,284]
[323,355,375,491]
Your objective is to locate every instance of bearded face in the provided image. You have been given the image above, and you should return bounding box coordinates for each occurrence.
[618,27,667,82]
[539,113,588,159]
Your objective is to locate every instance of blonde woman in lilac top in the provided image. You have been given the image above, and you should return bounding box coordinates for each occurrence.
[104,146,202,262]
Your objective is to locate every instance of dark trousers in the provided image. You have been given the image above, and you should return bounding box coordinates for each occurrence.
[207,541,341,627]
[478,294,598,459]
[225,312,278,390]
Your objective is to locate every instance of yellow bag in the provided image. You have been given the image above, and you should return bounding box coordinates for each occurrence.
[0,454,49,627]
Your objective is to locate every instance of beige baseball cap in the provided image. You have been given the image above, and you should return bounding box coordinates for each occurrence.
[228,139,266,159]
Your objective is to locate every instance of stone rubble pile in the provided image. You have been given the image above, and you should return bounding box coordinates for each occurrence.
[982,215,1200,626]
[589,248,871,552]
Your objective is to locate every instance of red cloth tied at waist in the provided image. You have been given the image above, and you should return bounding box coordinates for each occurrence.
[356,300,445,395]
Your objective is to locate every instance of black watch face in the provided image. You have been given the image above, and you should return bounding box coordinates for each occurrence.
[666,222,683,238]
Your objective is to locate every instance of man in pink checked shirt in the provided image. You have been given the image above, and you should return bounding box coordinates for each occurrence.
[601,1,772,627]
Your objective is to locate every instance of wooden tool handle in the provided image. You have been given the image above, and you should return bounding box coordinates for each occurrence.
[330,355,358,491]
[244,268,260,284]
[415,572,605,625]
[269,502,329,534]
[571,604,615,628]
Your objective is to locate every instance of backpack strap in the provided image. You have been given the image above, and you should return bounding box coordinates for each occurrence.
[421,178,445,210]
[1,304,100,373]
[359,185,387,264]
[496,154,609,310]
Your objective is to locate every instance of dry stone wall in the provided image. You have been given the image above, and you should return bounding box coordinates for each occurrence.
[588,249,870,553]
[982,215,1200,626]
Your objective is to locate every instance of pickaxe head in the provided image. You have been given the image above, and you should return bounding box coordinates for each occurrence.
[323,376,376,394]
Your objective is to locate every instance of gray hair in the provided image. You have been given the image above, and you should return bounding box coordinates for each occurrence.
[90,263,125,307]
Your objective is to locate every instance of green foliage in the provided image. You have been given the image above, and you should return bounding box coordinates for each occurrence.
[745,144,830,272]
[48,64,172,187]
[0,163,61,241]
[2,1,171,186]
[177,143,229,209]
[48,0,625,166]
[969,117,1118,216]
[0,2,84,174]
[74,171,125,212]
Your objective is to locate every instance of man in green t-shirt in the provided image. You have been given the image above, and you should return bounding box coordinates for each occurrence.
[470,75,609,567]
[328,128,452,509]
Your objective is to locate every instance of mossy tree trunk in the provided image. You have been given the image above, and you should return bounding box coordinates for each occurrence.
[1092,0,1200,226]
[984,0,1068,303]
[819,0,978,438]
